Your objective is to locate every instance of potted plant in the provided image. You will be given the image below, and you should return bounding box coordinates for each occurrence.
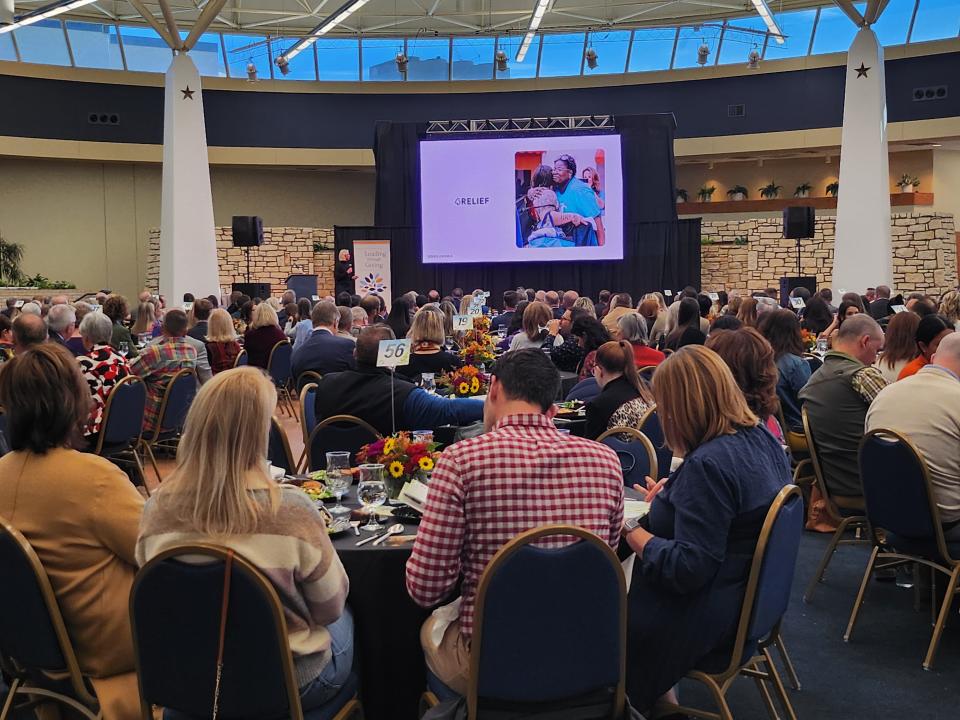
[675,188,688,203]
[0,233,24,286]
[794,182,813,198]
[759,182,782,199]
[726,185,749,201]
[826,181,839,197]
[697,186,716,202]
[896,174,920,193]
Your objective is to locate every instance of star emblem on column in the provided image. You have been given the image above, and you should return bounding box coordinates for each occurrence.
[181,86,195,100]
[854,63,870,78]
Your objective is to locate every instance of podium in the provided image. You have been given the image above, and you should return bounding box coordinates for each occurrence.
[287,274,318,300]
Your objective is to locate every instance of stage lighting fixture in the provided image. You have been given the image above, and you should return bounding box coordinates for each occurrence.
[697,42,710,66]
[747,48,760,70]
[585,47,598,69]
[246,61,258,81]
[277,57,290,75]
[495,49,508,72]
[395,52,408,74]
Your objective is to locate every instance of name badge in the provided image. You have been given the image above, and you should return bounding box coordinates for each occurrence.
[377,339,411,368]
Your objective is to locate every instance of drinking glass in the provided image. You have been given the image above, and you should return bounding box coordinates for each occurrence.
[421,373,436,394]
[497,326,507,340]
[357,464,387,532]
[119,341,130,357]
[444,336,454,352]
[325,451,351,515]
[816,337,828,354]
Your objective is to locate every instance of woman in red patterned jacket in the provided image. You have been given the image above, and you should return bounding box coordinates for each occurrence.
[76,311,131,444]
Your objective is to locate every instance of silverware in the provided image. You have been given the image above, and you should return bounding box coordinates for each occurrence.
[350,521,361,536]
[372,523,404,547]
[355,530,387,547]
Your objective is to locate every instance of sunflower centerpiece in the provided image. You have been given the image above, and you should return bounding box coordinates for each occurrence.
[356,432,441,499]
[460,316,497,367]
[438,365,488,398]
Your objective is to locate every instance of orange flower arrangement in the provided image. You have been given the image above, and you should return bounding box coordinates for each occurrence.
[357,432,442,497]
[800,329,818,352]
[438,365,488,397]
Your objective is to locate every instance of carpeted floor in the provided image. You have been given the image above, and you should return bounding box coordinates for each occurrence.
[677,530,960,719]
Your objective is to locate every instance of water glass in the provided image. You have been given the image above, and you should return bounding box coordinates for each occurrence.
[325,451,351,515]
[357,464,387,532]
[119,341,130,357]
[497,326,507,340]
[421,373,436,394]
[816,337,828,354]
[444,336,454,352]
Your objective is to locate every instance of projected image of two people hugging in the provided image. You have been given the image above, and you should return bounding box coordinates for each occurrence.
[516,152,606,249]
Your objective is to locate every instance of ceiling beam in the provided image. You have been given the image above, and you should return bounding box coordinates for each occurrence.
[832,0,865,26]
[157,0,182,45]
[182,0,228,48]
[863,0,888,24]
[127,0,178,47]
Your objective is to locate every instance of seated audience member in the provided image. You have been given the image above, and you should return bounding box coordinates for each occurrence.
[638,297,667,346]
[291,301,357,380]
[230,293,251,319]
[619,312,666,368]
[336,306,355,340]
[758,309,811,433]
[131,302,162,340]
[664,297,707,351]
[77,312,132,442]
[545,290,563,319]
[65,302,93,355]
[291,298,314,348]
[398,308,462,380]
[0,314,12,361]
[898,314,954,380]
[585,340,655,439]
[570,315,612,380]
[820,299,862,344]
[798,314,886,505]
[490,290,520,334]
[622,345,790,712]
[939,290,960,331]
[711,315,742,332]
[543,306,589,372]
[427,290,441,304]
[509,301,563,351]
[874,310,920,384]
[129,309,198,435]
[602,293,634,336]
[801,296,834,337]
[103,295,138,358]
[359,294,381,327]
[234,300,254,335]
[315,326,482,435]
[243,303,288,369]
[350,306,367,334]
[906,292,933,314]
[818,288,837,313]
[572,295,596,318]
[204,308,242,374]
[706,327,784,442]
[0,298,15,319]
[386,298,413,340]
[281,302,299,338]
[0,345,144,720]
[13,313,47,353]
[736,296,759,328]
[47,303,77,349]
[869,285,893,320]
[697,293,714,324]
[336,291,353,308]
[137,368,353,709]
[499,300,529,350]
[186,298,213,341]
[277,290,297,326]
[867,332,960,539]
[595,289,611,318]
[407,349,623,694]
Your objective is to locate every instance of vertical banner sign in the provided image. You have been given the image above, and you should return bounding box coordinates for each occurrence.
[353,240,392,308]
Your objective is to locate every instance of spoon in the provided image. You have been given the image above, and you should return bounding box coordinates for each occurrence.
[372,523,405,547]
[349,520,361,536]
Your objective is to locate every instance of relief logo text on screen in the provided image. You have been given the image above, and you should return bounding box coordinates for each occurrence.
[420,134,623,264]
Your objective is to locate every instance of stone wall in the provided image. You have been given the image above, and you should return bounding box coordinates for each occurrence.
[700,212,957,296]
[147,227,336,299]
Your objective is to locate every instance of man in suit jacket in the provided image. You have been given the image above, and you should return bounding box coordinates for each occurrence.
[490,291,520,335]
[291,300,357,381]
[869,285,892,320]
[187,298,212,342]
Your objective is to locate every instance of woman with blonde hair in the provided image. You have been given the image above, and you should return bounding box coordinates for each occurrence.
[399,308,462,380]
[130,301,162,339]
[622,345,790,713]
[335,248,355,296]
[243,302,287,369]
[136,368,353,710]
[205,308,242,374]
[572,295,597,318]
[509,300,561,351]
[939,290,960,330]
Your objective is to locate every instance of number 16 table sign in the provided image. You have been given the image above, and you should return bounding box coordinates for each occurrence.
[377,339,412,368]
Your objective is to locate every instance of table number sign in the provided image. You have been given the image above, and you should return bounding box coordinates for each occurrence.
[377,339,411,368]
[452,314,472,331]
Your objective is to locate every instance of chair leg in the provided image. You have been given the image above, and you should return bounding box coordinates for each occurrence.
[750,664,779,720]
[0,678,21,720]
[704,678,735,720]
[296,446,309,474]
[923,566,960,670]
[771,631,801,691]
[762,649,798,720]
[142,441,162,486]
[843,546,879,642]
[804,517,855,604]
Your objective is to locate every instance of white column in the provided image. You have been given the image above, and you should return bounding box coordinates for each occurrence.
[0,0,14,25]
[159,52,220,304]
[833,27,891,294]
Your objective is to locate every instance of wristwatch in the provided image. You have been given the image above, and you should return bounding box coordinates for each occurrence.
[622,515,644,535]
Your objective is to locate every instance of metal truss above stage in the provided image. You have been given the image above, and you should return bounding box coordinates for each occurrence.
[425,116,615,135]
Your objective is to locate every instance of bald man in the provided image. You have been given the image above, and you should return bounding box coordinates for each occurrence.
[867,331,960,538]
[13,314,47,353]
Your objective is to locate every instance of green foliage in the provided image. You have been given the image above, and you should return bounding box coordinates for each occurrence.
[675,188,688,202]
[826,181,839,197]
[697,186,716,201]
[734,236,749,246]
[0,233,24,285]
[896,174,920,190]
[759,182,782,199]
[700,236,716,246]
[794,182,813,196]
[19,274,76,290]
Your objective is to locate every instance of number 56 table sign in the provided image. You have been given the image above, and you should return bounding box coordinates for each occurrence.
[377,339,412,368]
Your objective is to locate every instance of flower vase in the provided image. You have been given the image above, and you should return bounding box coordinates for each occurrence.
[385,474,406,500]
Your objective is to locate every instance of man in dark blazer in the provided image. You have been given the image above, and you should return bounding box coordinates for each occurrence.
[291,300,357,381]
[187,299,213,341]
[869,285,893,320]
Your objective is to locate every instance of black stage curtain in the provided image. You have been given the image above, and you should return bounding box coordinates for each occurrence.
[360,113,700,298]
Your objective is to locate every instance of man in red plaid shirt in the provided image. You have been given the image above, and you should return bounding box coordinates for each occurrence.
[406,349,624,694]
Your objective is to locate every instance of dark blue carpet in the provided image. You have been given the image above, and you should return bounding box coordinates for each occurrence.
[677,530,960,719]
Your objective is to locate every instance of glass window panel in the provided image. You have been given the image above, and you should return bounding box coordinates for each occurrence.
[179,31,225,76]
[222,33,271,80]
[14,20,71,66]
[627,28,675,72]
[718,17,766,65]
[363,37,404,81]
[0,31,18,61]
[673,25,721,69]
[495,34,540,79]
[763,8,817,60]
[583,30,630,75]
[65,21,123,69]
[451,36,494,80]
[910,0,960,42]
[316,37,358,80]
[537,32,584,77]
[872,0,915,45]
[811,6,861,54]
[120,26,174,72]
[407,37,449,81]
[271,37,316,80]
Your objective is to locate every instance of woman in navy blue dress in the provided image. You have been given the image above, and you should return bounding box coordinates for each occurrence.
[622,345,790,713]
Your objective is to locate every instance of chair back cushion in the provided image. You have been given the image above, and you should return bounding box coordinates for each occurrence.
[859,430,936,539]
[235,350,249,367]
[268,419,295,475]
[0,525,68,671]
[132,550,294,720]
[475,535,622,704]
[600,434,653,487]
[639,409,673,480]
[303,387,318,440]
[101,378,147,447]
[268,342,293,386]
[158,371,197,435]
[309,417,379,471]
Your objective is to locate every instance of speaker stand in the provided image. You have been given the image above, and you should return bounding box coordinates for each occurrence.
[245,246,251,285]
[795,237,802,276]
